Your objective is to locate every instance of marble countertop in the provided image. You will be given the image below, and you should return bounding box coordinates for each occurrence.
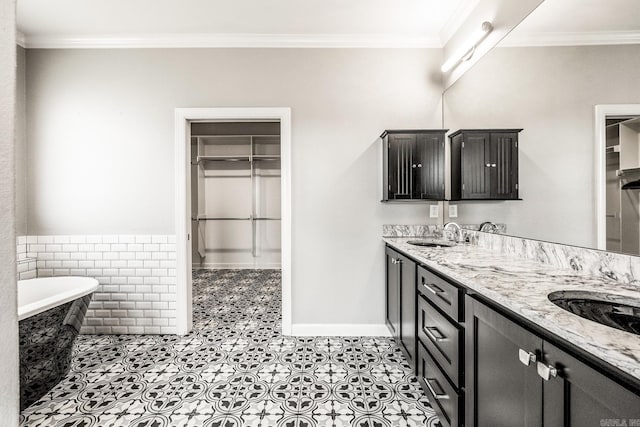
[383,237,640,384]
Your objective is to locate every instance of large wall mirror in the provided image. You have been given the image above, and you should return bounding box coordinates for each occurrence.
[443,0,640,255]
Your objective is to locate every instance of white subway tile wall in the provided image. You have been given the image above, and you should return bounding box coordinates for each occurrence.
[16,235,178,335]
[16,236,38,280]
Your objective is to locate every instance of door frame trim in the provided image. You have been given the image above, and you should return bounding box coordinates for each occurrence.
[594,104,640,250]
[174,107,292,335]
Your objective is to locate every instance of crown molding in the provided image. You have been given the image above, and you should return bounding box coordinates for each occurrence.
[16,31,26,47]
[499,30,640,47]
[20,33,442,49]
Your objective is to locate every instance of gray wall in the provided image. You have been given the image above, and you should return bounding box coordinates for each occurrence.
[0,0,19,422]
[444,45,640,248]
[16,46,26,236]
[25,48,443,326]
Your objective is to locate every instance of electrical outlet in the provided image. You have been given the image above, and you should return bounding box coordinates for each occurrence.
[449,205,458,218]
[429,205,439,218]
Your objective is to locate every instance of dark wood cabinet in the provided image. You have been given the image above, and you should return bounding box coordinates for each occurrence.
[465,295,542,427]
[466,295,640,427]
[381,130,447,201]
[385,247,416,369]
[416,265,466,427]
[450,129,521,200]
[542,341,640,427]
[385,247,401,340]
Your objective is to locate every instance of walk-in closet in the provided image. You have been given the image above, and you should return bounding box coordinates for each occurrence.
[606,115,640,254]
[190,121,282,268]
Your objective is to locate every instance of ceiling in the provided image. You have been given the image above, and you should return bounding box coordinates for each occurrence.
[16,0,640,48]
[16,0,476,48]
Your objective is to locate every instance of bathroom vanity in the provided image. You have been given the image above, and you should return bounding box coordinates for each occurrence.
[384,237,640,427]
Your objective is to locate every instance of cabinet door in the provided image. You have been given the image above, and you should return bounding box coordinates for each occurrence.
[414,133,445,200]
[461,132,492,199]
[387,134,416,199]
[385,247,401,340]
[399,253,417,370]
[466,296,543,427]
[541,341,640,427]
[490,132,519,199]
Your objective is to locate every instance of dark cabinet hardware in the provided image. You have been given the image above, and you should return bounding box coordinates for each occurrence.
[381,129,448,201]
[450,129,522,200]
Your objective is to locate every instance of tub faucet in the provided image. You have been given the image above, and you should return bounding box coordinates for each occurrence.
[444,222,463,243]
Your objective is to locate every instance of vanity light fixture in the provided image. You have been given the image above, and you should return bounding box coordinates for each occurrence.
[441,21,494,73]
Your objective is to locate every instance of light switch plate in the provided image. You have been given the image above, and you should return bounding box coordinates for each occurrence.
[429,205,439,218]
[449,205,458,218]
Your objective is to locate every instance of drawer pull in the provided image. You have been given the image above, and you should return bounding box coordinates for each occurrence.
[536,361,558,381]
[425,377,449,400]
[424,326,446,342]
[518,349,536,366]
[423,282,444,295]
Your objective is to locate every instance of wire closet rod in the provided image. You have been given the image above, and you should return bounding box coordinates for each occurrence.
[191,134,281,138]
[192,217,281,221]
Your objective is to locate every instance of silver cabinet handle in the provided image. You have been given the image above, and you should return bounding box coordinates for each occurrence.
[425,378,449,400]
[412,164,417,168]
[422,282,443,295]
[391,258,403,264]
[417,163,422,168]
[485,163,491,167]
[518,349,536,366]
[424,326,446,342]
[491,163,497,168]
[536,361,557,381]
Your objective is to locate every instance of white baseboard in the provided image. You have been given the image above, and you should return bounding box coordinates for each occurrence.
[291,323,391,337]
[193,263,281,270]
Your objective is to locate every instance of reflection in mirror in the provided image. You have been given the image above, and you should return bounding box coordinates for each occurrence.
[443,0,640,255]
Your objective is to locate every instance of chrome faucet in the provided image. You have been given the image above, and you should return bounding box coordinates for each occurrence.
[479,221,499,233]
[443,222,463,243]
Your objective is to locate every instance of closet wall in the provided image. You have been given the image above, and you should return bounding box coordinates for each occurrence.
[191,122,281,269]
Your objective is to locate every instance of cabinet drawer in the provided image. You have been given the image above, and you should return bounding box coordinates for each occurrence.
[418,294,463,387]
[418,341,462,427]
[417,265,463,322]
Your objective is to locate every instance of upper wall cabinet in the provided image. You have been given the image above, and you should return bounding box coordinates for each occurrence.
[381,130,447,201]
[450,129,522,201]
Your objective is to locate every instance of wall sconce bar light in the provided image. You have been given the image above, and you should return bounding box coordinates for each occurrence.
[441,21,493,73]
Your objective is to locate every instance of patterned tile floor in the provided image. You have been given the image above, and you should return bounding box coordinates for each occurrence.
[20,269,441,427]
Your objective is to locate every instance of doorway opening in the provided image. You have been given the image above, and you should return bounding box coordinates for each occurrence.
[595,105,640,253]
[174,108,292,336]
[191,121,282,269]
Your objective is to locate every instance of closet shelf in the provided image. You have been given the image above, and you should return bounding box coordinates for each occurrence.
[196,155,280,164]
[197,155,250,162]
[606,145,620,154]
[192,134,280,139]
[193,216,281,221]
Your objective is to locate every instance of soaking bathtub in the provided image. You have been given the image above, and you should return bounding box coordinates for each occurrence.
[18,277,99,410]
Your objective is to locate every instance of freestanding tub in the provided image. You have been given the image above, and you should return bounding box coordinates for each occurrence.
[18,277,99,410]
